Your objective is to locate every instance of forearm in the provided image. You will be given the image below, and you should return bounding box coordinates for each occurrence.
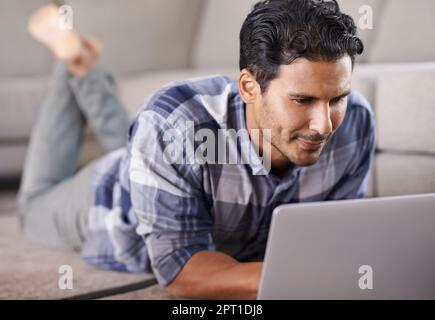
[165,251,262,300]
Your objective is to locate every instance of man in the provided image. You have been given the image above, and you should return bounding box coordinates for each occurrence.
[18,0,375,299]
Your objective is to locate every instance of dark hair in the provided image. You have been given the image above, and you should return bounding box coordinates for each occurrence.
[239,0,363,93]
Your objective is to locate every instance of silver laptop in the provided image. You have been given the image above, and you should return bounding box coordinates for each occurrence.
[258,193,435,300]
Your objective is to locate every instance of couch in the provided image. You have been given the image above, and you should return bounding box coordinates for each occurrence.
[0,0,434,299]
[1,0,435,196]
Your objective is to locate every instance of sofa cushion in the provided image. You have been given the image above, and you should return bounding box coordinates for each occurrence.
[118,68,239,117]
[0,139,102,179]
[0,0,54,77]
[368,0,435,63]
[376,68,435,153]
[0,0,202,78]
[351,67,377,109]
[375,153,435,197]
[366,165,376,198]
[69,0,201,77]
[0,76,49,140]
[351,62,435,115]
[0,144,29,178]
[191,0,258,69]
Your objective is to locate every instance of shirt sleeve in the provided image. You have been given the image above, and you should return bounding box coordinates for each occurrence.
[128,110,215,286]
[326,106,377,200]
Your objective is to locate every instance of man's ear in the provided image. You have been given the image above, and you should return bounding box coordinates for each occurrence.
[239,69,259,104]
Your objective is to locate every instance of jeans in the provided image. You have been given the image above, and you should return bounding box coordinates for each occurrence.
[17,62,130,251]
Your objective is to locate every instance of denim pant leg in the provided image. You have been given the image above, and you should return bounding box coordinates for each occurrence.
[17,63,129,251]
[69,68,130,154]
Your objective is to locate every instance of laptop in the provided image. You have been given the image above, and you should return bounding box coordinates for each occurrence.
[258,193,435,300]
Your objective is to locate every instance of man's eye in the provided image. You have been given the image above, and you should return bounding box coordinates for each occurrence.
[330,96,346,105]
[292,98,312,105]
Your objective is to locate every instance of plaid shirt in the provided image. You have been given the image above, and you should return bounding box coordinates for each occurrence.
[81,75,376,286]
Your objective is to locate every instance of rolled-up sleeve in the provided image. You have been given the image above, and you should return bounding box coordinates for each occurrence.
[128,110,215,286]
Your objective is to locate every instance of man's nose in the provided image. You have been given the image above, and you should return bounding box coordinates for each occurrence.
[308,103,333,136]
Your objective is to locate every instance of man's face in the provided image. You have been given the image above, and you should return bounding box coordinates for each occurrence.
[243,56,352,170]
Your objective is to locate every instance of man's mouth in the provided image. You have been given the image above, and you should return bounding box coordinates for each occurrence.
[297,138,325,151]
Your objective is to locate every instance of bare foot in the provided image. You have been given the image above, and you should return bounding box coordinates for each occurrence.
[68,37,103,78]
[28,4,81,61]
